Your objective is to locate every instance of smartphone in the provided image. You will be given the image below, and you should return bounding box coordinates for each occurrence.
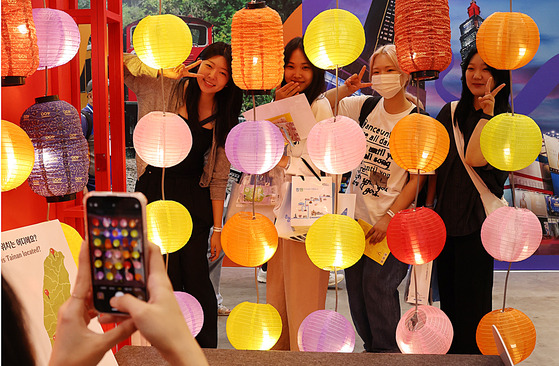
[84,192,149,313]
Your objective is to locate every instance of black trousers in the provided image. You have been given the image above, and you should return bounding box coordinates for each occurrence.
[436,230,494,354]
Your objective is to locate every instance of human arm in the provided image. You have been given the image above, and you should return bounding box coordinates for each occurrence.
[209,199,224,262]
[324,66,372,109]
[366,174,427,244]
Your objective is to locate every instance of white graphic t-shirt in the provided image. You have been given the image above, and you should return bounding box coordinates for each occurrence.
[339,96,415,224]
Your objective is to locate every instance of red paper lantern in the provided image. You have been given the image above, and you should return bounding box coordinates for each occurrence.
[386,207,446,265]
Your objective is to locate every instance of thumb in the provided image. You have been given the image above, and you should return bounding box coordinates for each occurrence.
[110,294,147,317]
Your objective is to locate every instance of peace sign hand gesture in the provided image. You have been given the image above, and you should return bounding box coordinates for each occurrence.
[478,77,506,117]
[161,60,203,79]
[344,65,373,94]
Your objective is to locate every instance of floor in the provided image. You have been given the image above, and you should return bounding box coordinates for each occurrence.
[216,267,559,365]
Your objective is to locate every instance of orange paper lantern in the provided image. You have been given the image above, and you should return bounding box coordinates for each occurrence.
[395,0,452,80]
[476,308,536,364]
[476,12,540,70]
[389,113,450,173]
[231,1,284,92]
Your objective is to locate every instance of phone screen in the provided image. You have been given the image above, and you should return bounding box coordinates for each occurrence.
[86,194,148,313]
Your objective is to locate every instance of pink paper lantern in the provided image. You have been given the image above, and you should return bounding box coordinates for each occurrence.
[174,291,204,337]
[386,207,446,265]
[225,120,284,175]
[481,206,542,262]
[298,310,355,352]
[32,8,80,69]
[396,305,453,354]
[307,116,366,174]
[133,112,192,168]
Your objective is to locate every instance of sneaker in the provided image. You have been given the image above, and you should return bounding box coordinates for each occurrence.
[328,271,344,288]
[217,304,231,316]
[257,268,267,283]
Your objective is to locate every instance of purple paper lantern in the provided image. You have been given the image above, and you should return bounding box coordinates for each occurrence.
[32,8,80,69]
[481,206,542,262]
[297,310,355,352]
[396,305,453,354]
[225,120,284,174]
[20,95,89,202]
[174,291,204,337]
[306,116,366,174]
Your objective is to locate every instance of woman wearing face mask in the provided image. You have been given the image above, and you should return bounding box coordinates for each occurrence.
[335,44,427,353]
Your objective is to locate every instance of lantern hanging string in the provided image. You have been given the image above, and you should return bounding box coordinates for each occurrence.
[255,267,260,303]
[412,81,421,211]
[251,92,257,219]
[409,264,419,329]
[160,67,167,201]
[502,262,512,312]
[44,66,48,96]
[161,167,166,200]
[509,70,515,116]
[334,66,339,116]
[334,266,339,312]
[159,0,162,15]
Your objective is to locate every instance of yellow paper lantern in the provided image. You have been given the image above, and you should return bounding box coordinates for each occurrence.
[476,12,540,70]
[389,114,450,173]
[60,222,83,267]
[231,2,284,91]
[221,212,278,267]
[480,113,542,172]
[226,301,282,350]
[146,200,193,254]
[476,308,536,364]
[303,9,365,70]
[305,214,366,270]
[1,120,35,192]
[133,14,192,70]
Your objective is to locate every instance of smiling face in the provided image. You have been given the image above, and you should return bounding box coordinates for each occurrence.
[284,49,313,92]
[196,55,230,95]
[370,54,401,78]
[465,53,495,98]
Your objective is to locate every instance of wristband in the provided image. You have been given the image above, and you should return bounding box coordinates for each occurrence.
[386,209,395,218]
[213,227,223,233]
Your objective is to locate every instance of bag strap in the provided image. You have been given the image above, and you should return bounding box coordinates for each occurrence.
[358,96,382,127]
[81,109,93,139]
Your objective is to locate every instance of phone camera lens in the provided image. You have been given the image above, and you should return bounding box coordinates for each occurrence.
[93,202,98,207]
[134,204,139,208]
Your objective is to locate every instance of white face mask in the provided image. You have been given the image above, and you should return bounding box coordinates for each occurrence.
[371,74,404,99]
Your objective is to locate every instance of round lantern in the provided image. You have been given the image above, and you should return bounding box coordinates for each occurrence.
[231,1,284,91]
[394,0,451,80]
[298,310,355,352]
[174,291,204,337]
[20,96,89,202]
[225,120,284,175]
[476,12,540,70]
[480,113,542,172]
[476,308,536,364]
[221,212,278,267]
[306,116,366,175]
[1,0,40,85]
[226,301,282,350]
[133,112,193,168]
[1,120,35,192]
[481,206,542,262]
[396,305,454,354]
[303,9,365,70]
[133,14,192,70]
[389,114,450,173]
[305,214,366,270]
[146,200,193,254]
[60,222,83,267]
[32,8,80,69]
[386,207,446,265]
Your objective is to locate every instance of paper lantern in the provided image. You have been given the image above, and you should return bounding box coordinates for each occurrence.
[231,1,284,91]
[221,212,278,267]
[226,301,282,350]
[303,9,365,70]
[480,113,542,172]
[298,310,355,352]
[389,114,450,173]
[481,206,542,262]
[396,305,454,354]
[386,207,446,265]
[20,96,89,202]
[33,8,80,69]
[133,112,192,168]
[476,12,540,70]
[133,14,192,70]
[174,291,204,337]
[476,308,536,364]
[1,0,39,86]
[305,214,365,271]
[225,120,284,175]
[146,200,193,255]
[306,116,366,175]
[1,120,35,192]
[60,222,83,267]
[394,0,452,80]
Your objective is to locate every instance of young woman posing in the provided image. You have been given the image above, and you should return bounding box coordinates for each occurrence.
[135,42,243,348]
